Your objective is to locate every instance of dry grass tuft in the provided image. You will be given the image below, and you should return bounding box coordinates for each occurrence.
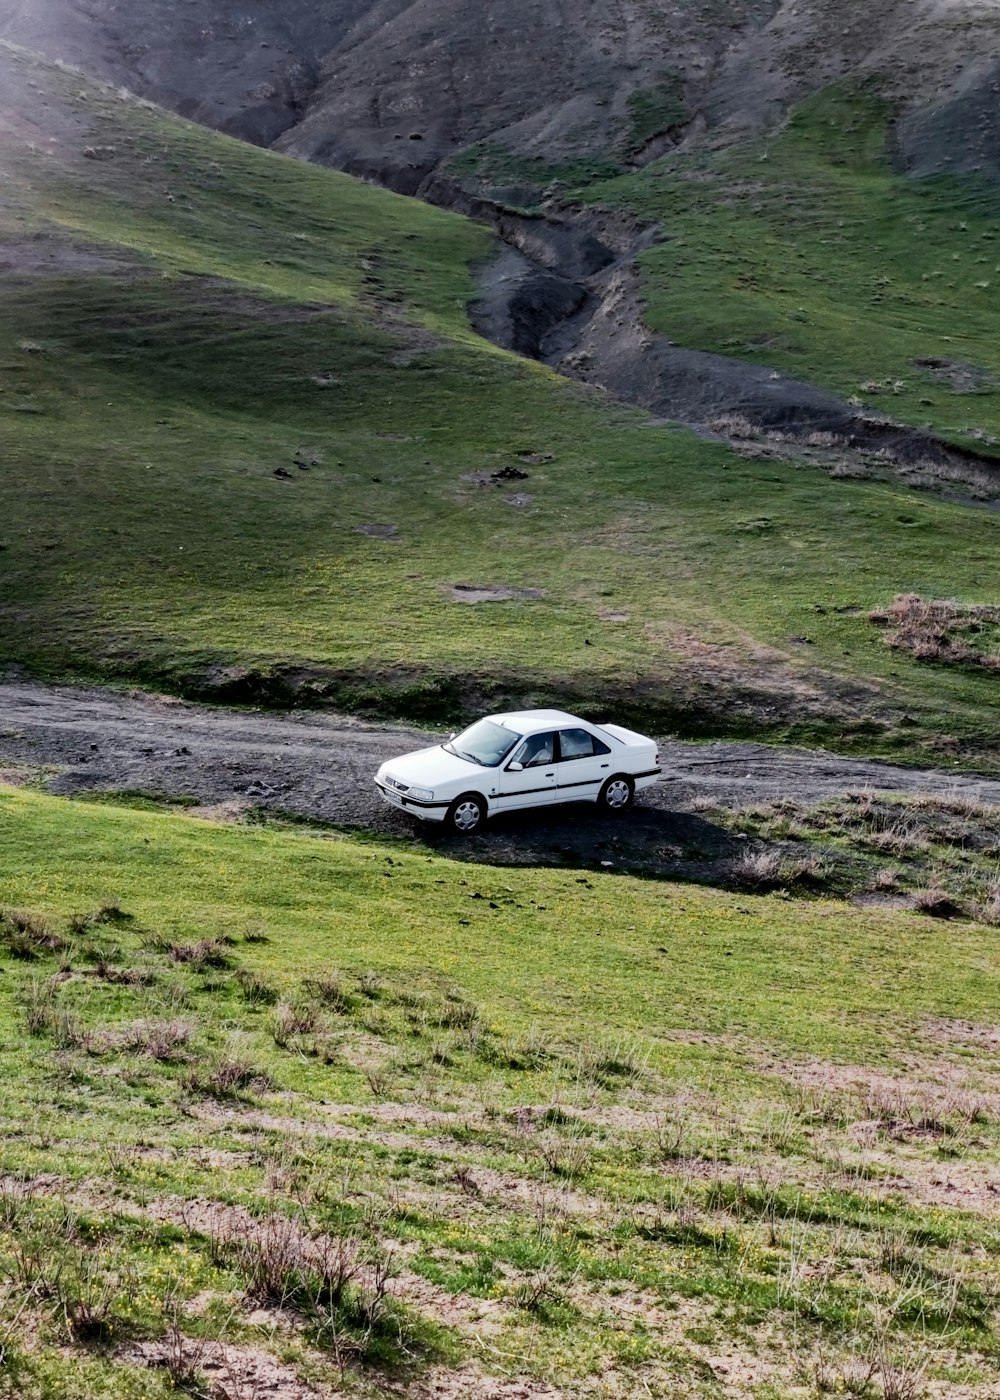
[974,884,1000,926]
[271,1001,319,1047]
[869,594,1000,669]
[302,974,356,1014]
[162,937,232,970]
[910,885,963,919]
[707,412,758,439]
[728,848,833,892]
[120,1019,192,1062]
[183,1039,270,1098]
[0,908,65,960]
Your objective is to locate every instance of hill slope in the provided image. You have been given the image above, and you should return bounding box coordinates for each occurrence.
[1,40,1000,763]
[3,0,999,191]
[1,780,999,1398]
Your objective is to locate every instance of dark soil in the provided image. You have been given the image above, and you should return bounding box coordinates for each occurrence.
[4,677,1000,888]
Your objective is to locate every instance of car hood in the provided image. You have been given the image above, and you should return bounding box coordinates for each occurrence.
[378,744,484,791]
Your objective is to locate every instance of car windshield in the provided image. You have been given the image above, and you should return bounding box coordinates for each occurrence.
[444,719,521,767]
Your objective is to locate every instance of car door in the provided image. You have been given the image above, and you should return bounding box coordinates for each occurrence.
[496,732,559,810]
[554,727,612,803]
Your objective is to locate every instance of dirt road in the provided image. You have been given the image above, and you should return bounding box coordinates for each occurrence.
[3,676,999,880]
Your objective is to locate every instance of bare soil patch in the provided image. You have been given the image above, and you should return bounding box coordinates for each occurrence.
[406,1368,567,1399]
[925,1017,1000,1053]
[448,584,546,603]
[914,357,997,395]
[0,238,137,277]
[119,1338,335,1399]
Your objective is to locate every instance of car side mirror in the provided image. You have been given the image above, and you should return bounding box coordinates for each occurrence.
[508,761,523,772]
[448,732,456,741]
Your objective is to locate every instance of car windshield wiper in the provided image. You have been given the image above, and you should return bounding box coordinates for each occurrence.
[444,743,483,765]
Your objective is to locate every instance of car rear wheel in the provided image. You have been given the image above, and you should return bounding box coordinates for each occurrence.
[599,775,634,812]
[446,793,487,834]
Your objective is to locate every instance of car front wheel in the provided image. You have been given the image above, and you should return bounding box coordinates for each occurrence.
[599,775,634,812]
[446,793,487,834]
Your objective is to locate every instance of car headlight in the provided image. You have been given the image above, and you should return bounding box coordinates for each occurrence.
[408,786,434,802]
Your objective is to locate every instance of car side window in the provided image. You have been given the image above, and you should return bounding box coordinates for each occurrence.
[558,728,611,761]
[512,733,555,768]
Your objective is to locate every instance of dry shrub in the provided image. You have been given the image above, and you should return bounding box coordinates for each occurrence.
[303,974,356,1014]
[362,1061,395,1097]
[535,1129,592,1179]
[20,977,87,1047]
[235,967,277,1007]
[573,1037,647,1087]
[184,1039,270,1098]
[974,884,1000,926]
[511,1261,564,1312]
[164,938,231,970]
[855,1083,990,1140]
[869,594,1000,669]
[121,1019,192,1062]
[68,904,132,934]
[158,1321,212,1394]
[813,1348,879,1395]
[209,1212,357,1306]
[208,1210,395,1367]
[878,1349,929,1400]
[356,970,384,1000]
[433,997,479,1030]
[911,885,963,919]
[708,412,758,439]
[56,1250,138,1344]
[93,960,155,987]
[271,1001,318,1047]
[729,848,783,890]
[476,1026,553,1071]
[1,908,64,960]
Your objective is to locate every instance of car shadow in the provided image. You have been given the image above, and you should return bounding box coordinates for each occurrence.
[412,798,753,889]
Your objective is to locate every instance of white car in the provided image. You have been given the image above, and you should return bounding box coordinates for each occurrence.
[374,708,661,833]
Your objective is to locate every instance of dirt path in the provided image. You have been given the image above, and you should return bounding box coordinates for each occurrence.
[3,675,999,880]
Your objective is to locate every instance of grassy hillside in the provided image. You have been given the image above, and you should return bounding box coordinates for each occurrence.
[581,87,1000,453]
[2,45,1000,762]
[1,782,998,1397]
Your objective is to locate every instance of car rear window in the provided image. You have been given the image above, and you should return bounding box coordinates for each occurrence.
[559,728,611,760]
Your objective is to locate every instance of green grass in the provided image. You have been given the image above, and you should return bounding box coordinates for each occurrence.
[580,84,1000,450]
[626,72,688,149]
[3,47,1000,764]
[1,785,999,1395]
[445,142,626,210]
[4,783,999,1061]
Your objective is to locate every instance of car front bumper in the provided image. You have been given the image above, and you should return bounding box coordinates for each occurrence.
[374,779,450,822]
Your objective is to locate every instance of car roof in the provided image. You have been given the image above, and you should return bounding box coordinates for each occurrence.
[488,709,584,735]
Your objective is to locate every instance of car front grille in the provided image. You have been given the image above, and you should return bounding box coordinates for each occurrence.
[385,775,409,793]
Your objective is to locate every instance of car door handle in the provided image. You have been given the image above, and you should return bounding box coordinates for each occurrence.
[600,763,609,769]
[545,771,554,776]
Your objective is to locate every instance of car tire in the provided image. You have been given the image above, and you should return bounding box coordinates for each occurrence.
[446,793,487,834]
[598,775,634,812]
